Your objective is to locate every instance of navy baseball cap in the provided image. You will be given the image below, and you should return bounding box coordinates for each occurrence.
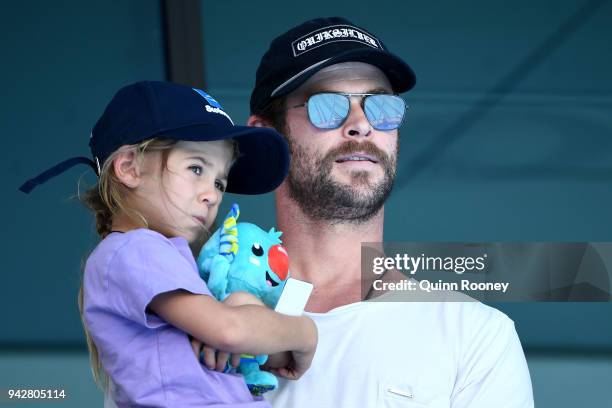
[20,81,290,195]
[250,16,416,113]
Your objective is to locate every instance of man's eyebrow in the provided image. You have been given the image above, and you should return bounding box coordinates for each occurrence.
[366,87,394,94]
[306,87,393,96]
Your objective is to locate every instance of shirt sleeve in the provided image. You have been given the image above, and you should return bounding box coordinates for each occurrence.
[105,232,211,328]
[451,308,535,408]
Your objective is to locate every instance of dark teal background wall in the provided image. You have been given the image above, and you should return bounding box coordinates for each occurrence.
[2,0,166,345]
[1,0,611,406]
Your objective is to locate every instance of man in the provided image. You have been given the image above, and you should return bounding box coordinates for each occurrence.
[248,17,534,407]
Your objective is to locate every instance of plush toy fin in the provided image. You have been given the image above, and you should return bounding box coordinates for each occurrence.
[268,227,283,240]
[240,358,278,396]
[219,203,240,262]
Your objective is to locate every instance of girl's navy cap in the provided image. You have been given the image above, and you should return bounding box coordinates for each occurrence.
[250,16,416,114]
[20,81,290,195]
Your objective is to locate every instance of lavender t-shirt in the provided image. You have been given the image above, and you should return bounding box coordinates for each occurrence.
[83,228,269,408]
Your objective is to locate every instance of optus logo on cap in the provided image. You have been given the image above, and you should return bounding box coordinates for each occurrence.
[291,24,381,57]
[193,88,234,125]
[193,88,223,108]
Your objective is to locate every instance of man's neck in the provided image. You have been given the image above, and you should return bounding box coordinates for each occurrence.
[275,188,384,313]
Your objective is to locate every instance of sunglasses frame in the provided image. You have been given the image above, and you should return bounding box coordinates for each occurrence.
[288,92,408,131]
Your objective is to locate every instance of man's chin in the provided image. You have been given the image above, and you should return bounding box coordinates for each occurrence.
[332,170,381,188]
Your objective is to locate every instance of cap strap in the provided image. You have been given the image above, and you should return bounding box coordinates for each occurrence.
[19,157,97,194]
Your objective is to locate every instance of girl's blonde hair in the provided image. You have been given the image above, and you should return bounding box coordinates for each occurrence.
[78,137,177,388]
[78,136,239,389]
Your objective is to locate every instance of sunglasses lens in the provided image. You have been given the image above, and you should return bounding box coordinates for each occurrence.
[307,93,350,129]
[364,95,406,130]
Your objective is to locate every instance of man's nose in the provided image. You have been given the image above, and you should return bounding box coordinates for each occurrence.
[341,99,372,139]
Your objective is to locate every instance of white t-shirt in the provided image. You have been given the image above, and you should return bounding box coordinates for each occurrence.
[266,298,534,408]
[104,293,533,408]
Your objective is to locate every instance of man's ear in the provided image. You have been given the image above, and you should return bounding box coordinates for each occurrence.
[112,148,141,188]
[247,114,270,128]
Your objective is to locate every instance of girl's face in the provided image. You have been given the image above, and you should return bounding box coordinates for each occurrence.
[134,140,233,244]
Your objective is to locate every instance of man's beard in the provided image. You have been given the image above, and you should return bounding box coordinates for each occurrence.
[286,138,397,224]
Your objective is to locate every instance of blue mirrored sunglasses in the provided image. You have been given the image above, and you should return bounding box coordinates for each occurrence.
[289,92,407,131]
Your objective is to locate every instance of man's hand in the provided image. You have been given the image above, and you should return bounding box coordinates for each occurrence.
[189,336,241,371]
[262,317,317,380]
[263,348,315,380]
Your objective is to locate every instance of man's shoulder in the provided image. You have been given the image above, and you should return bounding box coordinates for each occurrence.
[437,292,513,325]
[313,292,515,345]
[364,292,514,339]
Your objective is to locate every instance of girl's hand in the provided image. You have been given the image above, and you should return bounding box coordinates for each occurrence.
[189,335,241,371]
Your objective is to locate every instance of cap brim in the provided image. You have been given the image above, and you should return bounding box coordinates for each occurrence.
[162,125,289,195]
[272,48,416,99]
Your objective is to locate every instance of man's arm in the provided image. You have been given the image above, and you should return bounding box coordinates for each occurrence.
[451,314,534,408]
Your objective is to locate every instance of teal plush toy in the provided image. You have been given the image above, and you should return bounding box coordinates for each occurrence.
[197,203,290,395]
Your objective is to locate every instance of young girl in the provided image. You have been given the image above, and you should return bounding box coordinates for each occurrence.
[20,81,317,407]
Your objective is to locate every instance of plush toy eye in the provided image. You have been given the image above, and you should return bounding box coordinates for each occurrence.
[251,243,264,257]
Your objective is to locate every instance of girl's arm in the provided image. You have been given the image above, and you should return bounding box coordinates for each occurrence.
[148,290,317,363]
